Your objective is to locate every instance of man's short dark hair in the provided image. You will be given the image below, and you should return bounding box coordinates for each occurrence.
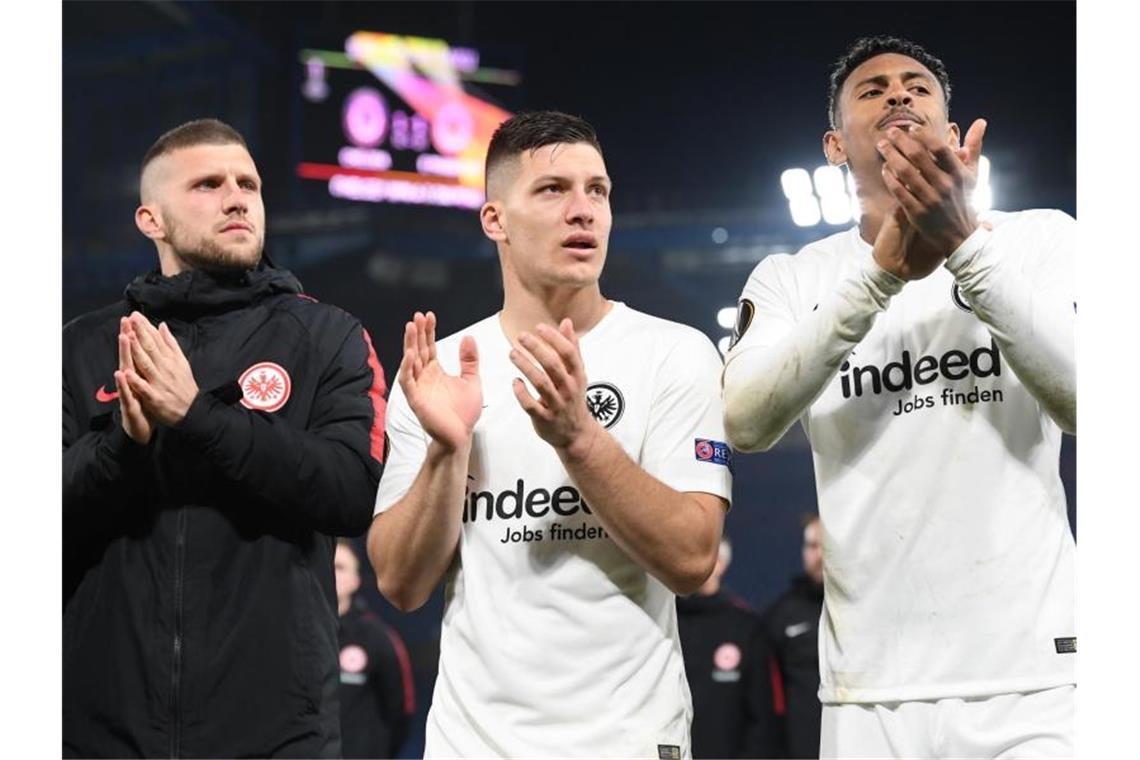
[141,118,248,176]
[827,36,952,129]
[484,111,603,193]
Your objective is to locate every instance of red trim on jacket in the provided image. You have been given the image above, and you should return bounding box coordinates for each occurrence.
[383,626,416,716]
[360,328,388,464]
[770,653,787,716]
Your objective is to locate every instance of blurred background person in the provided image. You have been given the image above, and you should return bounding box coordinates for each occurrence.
[336,539,415,759]
[763,514,825,759]
[678,537,780,758]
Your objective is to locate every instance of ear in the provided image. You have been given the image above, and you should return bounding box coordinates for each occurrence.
[823,129,847,167]
[946,121,962,149]
[135,204,165,241]
[480,200,507,243]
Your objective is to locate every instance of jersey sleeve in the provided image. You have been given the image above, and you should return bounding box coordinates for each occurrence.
[724,253,800,356]
[945,210,1076,432]
[373,375,429,515]
[639,328,733,503]
[721,247,903,452]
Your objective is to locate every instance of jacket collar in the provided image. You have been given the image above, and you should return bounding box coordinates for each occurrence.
[124,255,302,320]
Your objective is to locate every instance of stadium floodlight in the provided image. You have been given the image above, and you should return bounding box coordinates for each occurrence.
[812,165,846,198]
[789,195,822,227]
[717,306,737,329]
[717,336,732,356]
[846,169,862,220]
[972,155,992,212]
[820,193,853,225]
[711,227,729,244]
[780,168,813,200]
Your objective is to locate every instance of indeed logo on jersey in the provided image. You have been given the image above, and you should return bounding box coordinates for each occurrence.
[464,479,593,524]
[840,339,1001,399]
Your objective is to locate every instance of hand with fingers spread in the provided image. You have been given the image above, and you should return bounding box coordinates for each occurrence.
[120,311,200,426]
[115,317,153,444]
[873,118,988,279]
[509,319,602,460]
[399,311,483,452]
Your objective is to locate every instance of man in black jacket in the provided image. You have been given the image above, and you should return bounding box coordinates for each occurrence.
[762,513,825,759]
[63,118,388,758]
[677,537,780,758]
[335,539,414,758]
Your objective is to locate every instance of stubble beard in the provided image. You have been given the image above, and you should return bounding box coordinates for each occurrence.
[166,215,264,275]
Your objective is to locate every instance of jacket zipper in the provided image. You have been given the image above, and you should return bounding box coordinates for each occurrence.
[170,506,186,759]
[170,322,195,759]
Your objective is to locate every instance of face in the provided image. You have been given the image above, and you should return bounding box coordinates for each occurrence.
[137,142,266,275]
[824,52,958,184]
[481,142,612,291]
[334,543,361,606]
[802,519,824,585]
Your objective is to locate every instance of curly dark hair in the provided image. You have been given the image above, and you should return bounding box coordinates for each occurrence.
[827,36,952,129]
[484,111,603,194]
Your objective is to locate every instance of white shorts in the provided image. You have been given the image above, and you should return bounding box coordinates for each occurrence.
[820,684,1075,759]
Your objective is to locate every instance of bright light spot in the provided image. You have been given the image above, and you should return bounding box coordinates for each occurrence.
[789,195,822,227]
[812,165,846,197]
[718,336,732,356]
[821,193,853,225]
[972,155,992,211]
[717,306,737,329]
[711,227,729,244]
[781,168,813,199]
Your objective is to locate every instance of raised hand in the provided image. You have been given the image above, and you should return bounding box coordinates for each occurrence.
[871,203,951,282]
[115,317,153,444]
[399,311,482,451]
[509,319,601,460]
[121,312,200,426]
[875,119,987,266]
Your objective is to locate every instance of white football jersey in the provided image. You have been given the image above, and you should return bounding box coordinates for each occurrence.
[725,210,1076,704]
[376,302,733,757]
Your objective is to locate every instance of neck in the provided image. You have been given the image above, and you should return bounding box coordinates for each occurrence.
[500,278,611,341]
[854,171,896,246]
[337,597,350,617]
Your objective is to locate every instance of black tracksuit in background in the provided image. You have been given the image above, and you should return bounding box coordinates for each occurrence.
[762,575,825,759]
[63,262,387,758]
[338,606,415,759]
[677,591,780,758]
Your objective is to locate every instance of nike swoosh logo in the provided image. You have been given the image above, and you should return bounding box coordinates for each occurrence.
[785,621,812,639]
[95,385,119,403]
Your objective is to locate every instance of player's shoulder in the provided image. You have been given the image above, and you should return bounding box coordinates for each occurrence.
[267,292,368,340]
[612,303,718,355]
[63,300,129,342]
[984,208,1075,233]
[745,226,859,284]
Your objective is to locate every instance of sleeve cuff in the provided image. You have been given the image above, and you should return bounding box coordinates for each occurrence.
[945,224,994,275]
[174,392,228,447]
[856,251,906,305]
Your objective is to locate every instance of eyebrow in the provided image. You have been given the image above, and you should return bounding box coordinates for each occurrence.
[851,70,936,90]
[530,174,611,186]
[186,170,261,186]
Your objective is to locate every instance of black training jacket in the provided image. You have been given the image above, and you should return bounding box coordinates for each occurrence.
[337,605,414,759]
[62,261,387,758]
[677,590,780,759]
[762,575,825,759]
